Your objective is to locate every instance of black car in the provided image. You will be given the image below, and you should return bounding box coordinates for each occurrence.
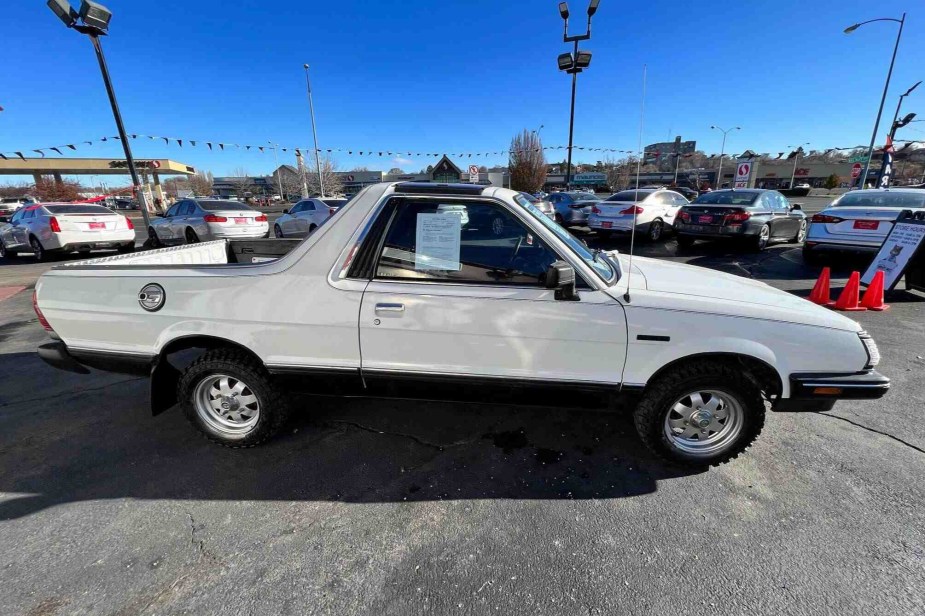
[674,189,807,251]
[670,186,699,201]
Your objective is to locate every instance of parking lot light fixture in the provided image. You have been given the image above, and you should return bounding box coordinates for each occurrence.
[557,0,600,190]
[843,13,905,188]
[710,125,740,189]
[303,64,325,198]
[45,0,152,229]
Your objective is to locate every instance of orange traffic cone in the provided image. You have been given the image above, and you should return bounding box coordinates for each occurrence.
[860,270,890,311]
[834,271,867,311]
[808,266,835,306]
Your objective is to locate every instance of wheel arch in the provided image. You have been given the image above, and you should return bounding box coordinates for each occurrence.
[150,334,267,416]
[642,352,783,400]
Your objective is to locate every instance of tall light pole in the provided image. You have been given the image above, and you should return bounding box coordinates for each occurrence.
[557,0,599,191]
[268,141,284,200]
[844,13,906,189]
[303,64,325,197]
[47,0,152,229]
[710,125,740,188]
[889,81,921,140]
[787,142,810,188]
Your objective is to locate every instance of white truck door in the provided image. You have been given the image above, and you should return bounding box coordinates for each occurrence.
[358,198,627,385]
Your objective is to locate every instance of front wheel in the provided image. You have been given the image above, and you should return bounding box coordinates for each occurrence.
[274,224,284,238]
[148,227,162,248]
[633,360,765,467]
[178,349,290,448]
[185,228,200,244]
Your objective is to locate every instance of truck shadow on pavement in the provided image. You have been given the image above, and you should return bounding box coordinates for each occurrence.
[0,354,698,520]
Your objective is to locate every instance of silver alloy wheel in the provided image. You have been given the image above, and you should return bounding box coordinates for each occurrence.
[30,237,43,260]
[757,225,770,250]
[796,220,807,242]
[649,219,663,241]
[193,374,261,437]
[0,241,6,258]
[274,224,283,238]
[663,389,744,457]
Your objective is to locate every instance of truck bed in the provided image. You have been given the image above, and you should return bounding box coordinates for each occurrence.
[54,239,303,268]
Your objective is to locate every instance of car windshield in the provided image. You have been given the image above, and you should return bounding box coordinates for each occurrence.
[321,199,348,208]
[606,191,650,202]
[566,192,601,201]
[833,191,925,208]
[514,193,616,283]
[44,205,114,215]
[692,191,760,206]
[199,200,253,211]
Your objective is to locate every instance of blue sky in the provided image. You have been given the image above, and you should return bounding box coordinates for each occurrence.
[2,0,922,182]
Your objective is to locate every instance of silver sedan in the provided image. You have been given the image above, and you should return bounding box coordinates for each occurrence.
[274,197,347,238]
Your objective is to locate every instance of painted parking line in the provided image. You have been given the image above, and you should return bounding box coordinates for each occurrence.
[0,286,26,303]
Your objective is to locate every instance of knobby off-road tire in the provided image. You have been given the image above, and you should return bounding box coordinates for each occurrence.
[177,348,290,448]
[633,360,766,467]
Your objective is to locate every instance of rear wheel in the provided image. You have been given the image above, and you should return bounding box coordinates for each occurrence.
[646,218,665,242]
[185,228,200,244]
[30,236,49,262]
[633,360,766,467]
[178,348,290,448]
[308,223,317,234]
[789,219,807,244]
[274,224,284,238]
[750,224,770,252]
[0,241,16,258]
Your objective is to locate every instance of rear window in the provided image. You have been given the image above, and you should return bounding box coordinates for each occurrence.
[518,192,540,203]
[44,205,114,215]
[321,199,348,208]
[692,192,760,206]
[606,191,650,202]
[199,200,253,211]
[834,191,925,208]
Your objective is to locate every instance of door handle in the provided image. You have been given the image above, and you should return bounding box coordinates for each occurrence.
[375,303,405,314]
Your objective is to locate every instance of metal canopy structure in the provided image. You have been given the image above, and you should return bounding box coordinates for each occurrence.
[0,157,195,177]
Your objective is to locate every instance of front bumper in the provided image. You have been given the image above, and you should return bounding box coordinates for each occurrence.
[773,370,890,411]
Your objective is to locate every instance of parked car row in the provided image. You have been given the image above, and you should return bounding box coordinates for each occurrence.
[148,198,269,247]
[0,197,37,214]
[0,203,135,261]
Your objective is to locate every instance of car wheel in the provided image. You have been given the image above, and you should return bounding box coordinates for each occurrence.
[0,241,15,258]
[30,236,48,262]
[802,246,824,266]
[751,224,770,252]
[308,224,317,234]
[117,242,135,253]
[185,228,200,244]
[676,235,695,249]
[646,218,664,242]
[274,224,284,238]
[177,348,290,448]
[148,228,161,248]
[790,220,807,244]
[555,213,565,225]
[633,360,765,467]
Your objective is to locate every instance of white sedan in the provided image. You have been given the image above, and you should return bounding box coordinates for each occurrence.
[0,203,135,261]
[148,198,269,246]
[588,188,689,241]
[273,197,347,238]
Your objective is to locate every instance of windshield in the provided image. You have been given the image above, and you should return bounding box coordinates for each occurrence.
[514,193,616,283]
[199,200,253,211]
[567,192,601,202]
[606,191,650,202]
[44,205,115,215]
[834,191,925,208]
[692,191,760,206]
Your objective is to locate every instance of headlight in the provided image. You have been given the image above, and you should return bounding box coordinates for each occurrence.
[859,331,880,368]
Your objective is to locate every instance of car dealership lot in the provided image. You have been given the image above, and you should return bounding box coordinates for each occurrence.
[1,229,923,615]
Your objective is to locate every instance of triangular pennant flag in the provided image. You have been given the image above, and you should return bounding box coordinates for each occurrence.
[190,140,196,146]
[258,146,264,153]
[33,149,45,157]
[51,147,63,155]
[163,137,169,144]
[101,137,107,142]
[148,135,156,140]
[282,148,287,152]
[178,139,183,147]
[67,144,76,150]
[0,153,6,160]
[207,142,212,150]
[130,134,138,139]
[245,145,250,150]
[84,141,93,146]
[219,143,224,150]
[15,152,25,160]
[295,148,302,156]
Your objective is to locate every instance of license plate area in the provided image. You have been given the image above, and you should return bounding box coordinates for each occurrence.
[234,217,249,224]
[853,220,879,230]
[88,222,105,230]
[697,215,713,223]
[601,221,612,229]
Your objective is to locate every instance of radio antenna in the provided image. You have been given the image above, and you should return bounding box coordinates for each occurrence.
[624,64,647,303]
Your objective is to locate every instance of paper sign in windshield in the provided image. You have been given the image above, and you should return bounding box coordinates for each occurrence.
[415,213,462,271]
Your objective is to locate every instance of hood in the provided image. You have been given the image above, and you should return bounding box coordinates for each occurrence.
[616,256,861,331]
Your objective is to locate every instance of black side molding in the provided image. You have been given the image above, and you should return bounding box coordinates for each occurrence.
[637,335,670,342]
[37,341,90,374]
[787,370,890,400]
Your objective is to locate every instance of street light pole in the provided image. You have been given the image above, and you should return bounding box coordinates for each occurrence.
[269,141,284,200]
[787,142,810,188]
[844,13,906,189]
[710,125,740,189]
[303,64,325,197]
[565,40,579,191]
[890,81,921,133]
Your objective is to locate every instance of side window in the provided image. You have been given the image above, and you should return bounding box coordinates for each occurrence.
[165,203,181,217]
[647,193,668,206]
[179,202,194,216]
[776,193,790,211]
[11,209,25,223]
[22,209,35,220]
[305,201,316,211]
[289,203,303,214]
[375,200,560,286]
[671,193,688,206]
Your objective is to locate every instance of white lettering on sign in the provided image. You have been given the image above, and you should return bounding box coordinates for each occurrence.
[862,221,925,289]
[415,212,462,271]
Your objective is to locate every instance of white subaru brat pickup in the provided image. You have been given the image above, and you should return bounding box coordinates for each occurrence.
[33,182,889,466]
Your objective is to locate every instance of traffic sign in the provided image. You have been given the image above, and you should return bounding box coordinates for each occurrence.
[851,163,862,179]
[468,165,479,183]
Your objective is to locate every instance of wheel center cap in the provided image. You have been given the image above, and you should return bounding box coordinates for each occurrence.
[220,397,239,412]
[690,410,712,428]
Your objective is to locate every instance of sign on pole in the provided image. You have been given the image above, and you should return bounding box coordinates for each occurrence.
[861,212,925,291]
[851,163,862,179]
[734,161,751,188]
[468,165,479,183]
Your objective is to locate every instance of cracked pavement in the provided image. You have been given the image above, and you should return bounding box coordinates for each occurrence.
[1,225,924,616]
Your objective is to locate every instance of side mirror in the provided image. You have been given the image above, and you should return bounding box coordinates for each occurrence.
[545,260,579,301]
[282,208,289,214]
[791,203,803,211]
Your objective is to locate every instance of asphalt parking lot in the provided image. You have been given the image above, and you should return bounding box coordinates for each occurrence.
[1,198,923,615]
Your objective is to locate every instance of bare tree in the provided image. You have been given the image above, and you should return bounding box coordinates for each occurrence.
[0,182,34,199]
[387,167,404,175]
[229,167,255,201]
[350,166,370,172]
[508,129,547,192]
[33,178,83,202]
[189,170,214,196]
[305,156,344,196]
[601,155,637,190]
